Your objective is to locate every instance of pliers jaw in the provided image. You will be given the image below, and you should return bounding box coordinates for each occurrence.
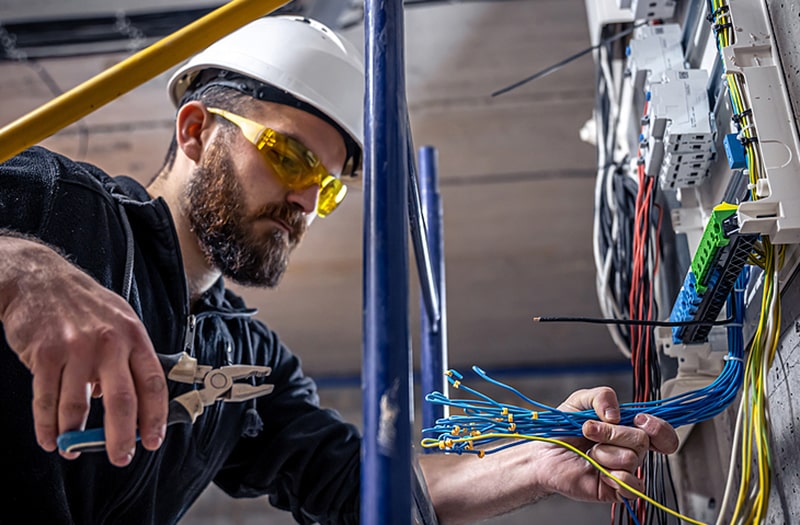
[166,354,274,424]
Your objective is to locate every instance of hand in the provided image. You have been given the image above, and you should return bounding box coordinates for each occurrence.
[0,237,168,466]
[540,387,679,503]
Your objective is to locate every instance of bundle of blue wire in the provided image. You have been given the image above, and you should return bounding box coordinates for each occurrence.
[423,268,749,455]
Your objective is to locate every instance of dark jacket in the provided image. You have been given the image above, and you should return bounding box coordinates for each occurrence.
[0,147,360,524]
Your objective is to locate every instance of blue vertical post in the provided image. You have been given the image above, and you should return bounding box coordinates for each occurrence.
[419,146,448,433]
[362,0,412,523]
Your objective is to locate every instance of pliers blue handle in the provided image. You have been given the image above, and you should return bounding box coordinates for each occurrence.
[57,352,273,454]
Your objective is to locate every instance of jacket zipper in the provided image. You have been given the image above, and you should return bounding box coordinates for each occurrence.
[183,313,197,356]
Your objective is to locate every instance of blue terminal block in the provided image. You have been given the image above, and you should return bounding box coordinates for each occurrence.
[670,270,703,343]
[723,133,747,169]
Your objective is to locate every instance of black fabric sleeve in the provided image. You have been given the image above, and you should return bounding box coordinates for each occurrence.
[213,319,361,525]
[0,146,59,236]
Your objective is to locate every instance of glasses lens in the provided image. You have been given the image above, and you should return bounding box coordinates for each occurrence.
[317,176,347,217]
[256,128,347,217]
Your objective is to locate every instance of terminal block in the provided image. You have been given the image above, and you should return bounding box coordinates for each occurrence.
[669,206,756,344]
[691,203,738,294]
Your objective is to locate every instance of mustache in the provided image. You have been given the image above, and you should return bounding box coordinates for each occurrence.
[252,202,307,242]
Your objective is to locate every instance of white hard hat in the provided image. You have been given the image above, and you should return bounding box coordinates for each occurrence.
[168,15,364,177]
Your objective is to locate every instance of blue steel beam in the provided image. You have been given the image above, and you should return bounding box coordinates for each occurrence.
[419,146,448,433]
[362,0,413,522]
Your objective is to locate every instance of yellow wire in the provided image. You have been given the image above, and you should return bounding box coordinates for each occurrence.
[729,241,781,524]
[421,432,708,525]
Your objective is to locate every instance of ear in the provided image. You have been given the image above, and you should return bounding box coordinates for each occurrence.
[176,101,214,163]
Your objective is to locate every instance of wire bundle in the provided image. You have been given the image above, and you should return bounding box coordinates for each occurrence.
[707,1,784,521]
[592,23,641,360]
[422,276,748,525]
[422,285,747,447]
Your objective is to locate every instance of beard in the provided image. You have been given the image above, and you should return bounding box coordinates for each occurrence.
[184,137,308,287]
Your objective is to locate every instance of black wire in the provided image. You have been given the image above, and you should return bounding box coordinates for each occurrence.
[532,315,735,327]
[492,21,647,97]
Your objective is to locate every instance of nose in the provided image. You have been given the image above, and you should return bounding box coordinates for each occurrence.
[286,184,319,215]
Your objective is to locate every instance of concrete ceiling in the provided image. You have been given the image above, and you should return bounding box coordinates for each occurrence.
[0,0,625,382]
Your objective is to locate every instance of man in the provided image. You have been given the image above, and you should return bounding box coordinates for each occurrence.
[0,15,677,524]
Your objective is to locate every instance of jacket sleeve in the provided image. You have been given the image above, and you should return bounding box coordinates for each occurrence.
[0,147,59,236]
[213,319,361,525]
[0,147,132,295]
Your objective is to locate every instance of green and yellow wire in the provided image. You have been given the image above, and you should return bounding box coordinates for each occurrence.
[710,2,785,522]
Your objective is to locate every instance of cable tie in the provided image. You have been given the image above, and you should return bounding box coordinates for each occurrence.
[706,4,729,21]
[732,109,752,123]
[741,136,759,146]
[713,22,733,34]
[723,355,744,363]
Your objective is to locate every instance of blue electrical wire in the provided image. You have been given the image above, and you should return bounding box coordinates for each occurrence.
[422,268,749,455]
[624,498,642,525]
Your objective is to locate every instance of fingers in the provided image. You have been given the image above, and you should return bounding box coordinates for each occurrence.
[583,420,649,465]
[634,413,679,454]
[129,333,168,452]
[98,316,167,466]
[597,468,644,501]
[559,386,620,424]
[30,353,64,452]
[97,356,139,466]
[3,240,169,465]
[58,358,94,460]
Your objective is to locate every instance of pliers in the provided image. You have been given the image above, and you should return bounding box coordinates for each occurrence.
[57,352,274,454]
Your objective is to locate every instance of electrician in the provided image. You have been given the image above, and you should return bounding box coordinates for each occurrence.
[0,15,678,524]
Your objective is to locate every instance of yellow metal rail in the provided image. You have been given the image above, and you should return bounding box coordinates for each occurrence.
[0,0,288,164]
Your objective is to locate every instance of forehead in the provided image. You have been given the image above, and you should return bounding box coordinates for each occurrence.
[245,100,347,171]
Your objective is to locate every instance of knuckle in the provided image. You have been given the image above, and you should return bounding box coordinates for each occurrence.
[142,373,167,396]
[596,385,615,397]
[619,449,639,469]
[599,423,615,442]
[633,431,650,452]
[33,392,58,413]
[61,398,90,418]
[104,390,137,417]
[95,324,118,346]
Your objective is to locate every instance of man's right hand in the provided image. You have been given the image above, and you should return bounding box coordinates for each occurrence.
[0,236,168,466]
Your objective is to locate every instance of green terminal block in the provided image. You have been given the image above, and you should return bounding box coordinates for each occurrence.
[691,203,739,294]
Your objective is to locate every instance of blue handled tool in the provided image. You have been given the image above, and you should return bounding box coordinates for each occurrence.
[57,352,273,454]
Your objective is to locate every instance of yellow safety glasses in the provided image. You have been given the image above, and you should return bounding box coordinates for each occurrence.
[207,107,347,217]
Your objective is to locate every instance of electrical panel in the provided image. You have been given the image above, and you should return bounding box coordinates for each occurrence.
[585,0,800,522]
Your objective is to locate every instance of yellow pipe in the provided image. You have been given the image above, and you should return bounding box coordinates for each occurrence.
[0,0,289,164]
